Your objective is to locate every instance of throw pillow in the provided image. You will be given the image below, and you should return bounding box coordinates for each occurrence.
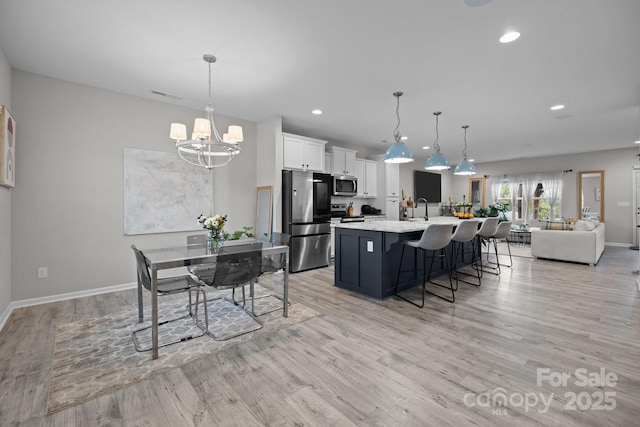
[573,219,597,231]
[547,221,568,230]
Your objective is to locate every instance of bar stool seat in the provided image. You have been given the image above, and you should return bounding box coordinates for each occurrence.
[395,223,455,307]
[485,221,513,275]
[450,219,481,288]
[474,217,499,277]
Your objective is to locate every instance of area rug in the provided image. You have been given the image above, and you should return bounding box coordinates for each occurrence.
[46,284,320,415]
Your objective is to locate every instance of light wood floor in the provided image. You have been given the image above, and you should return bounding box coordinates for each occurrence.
[1,247,639,426]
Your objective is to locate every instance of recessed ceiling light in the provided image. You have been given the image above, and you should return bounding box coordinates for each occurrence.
[312,109,322,115]
[635,140,640,144]
[469,159,475,162]
[422,146,430,150]
[401,136,408,140]
[500,31,520,43]
[550,104,565,111]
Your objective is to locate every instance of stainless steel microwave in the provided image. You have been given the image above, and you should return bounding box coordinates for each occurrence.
[333,175,357,196]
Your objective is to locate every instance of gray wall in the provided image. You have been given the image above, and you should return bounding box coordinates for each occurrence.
[0,48,12,316]
[450,148,637,244]
[11,71,257,300]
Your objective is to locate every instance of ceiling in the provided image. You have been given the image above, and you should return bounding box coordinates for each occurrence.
[1,0,639,165]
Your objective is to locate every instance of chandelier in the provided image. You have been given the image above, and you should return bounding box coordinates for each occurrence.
[169,54,243,169]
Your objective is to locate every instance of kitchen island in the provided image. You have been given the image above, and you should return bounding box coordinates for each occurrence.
[334,217,481,299]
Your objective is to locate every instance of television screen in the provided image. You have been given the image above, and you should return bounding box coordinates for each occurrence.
[414,170,442,203]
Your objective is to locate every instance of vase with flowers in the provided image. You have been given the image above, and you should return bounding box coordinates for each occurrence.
[197,213,227,249]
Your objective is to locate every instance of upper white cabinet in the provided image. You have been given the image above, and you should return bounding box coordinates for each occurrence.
[282,132,326,172]
[354,159,377,198]
[385,163,400,197]
[324,152,332,174]
[330,147,357,176]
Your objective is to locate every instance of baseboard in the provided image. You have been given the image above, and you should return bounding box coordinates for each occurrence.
[605,242,634,248]
[0,281,137,333]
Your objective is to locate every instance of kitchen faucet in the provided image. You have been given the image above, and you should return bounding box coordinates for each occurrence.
[416,198,429,220]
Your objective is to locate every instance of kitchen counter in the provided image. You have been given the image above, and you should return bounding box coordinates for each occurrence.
[334,217,480,299]
[335,217,483,232]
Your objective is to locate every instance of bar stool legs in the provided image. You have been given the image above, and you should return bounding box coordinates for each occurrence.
[394,245,456,307]
[451,239,481,288]
[482,221,513,276]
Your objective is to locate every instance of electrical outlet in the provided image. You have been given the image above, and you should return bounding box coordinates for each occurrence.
[37,267,48,279]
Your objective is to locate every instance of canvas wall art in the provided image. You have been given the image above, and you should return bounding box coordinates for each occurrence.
[0,105,15,188]
[123,148,213,235]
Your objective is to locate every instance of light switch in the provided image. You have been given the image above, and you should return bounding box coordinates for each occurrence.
[367,241,374,252]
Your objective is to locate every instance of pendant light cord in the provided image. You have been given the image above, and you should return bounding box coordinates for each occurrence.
[393,92,402,142]
[462,125,469,159]
[433,112,442,153]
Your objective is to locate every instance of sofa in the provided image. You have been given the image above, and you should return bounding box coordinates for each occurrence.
[531,221,605,265]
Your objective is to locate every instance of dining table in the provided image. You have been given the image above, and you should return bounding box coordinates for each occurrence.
[139,239,289,360]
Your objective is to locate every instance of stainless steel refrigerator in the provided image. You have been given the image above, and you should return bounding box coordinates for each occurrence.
[282,170,332,272]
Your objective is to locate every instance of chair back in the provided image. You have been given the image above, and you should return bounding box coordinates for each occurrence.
[187,234,207,245]
[477,217,499,238]
[451,220,480,243]
[414,223,454,251]
[262,232,290,274]
[131,245,152,292]
[211,249,262,289]
[492,221,512,239]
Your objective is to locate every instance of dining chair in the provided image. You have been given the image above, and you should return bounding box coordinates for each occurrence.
[394,223,455,307]
[252,232,291,315]
[261,232,290,275]
[130,244,208,351]
[450,219,481,288]
[187,234,207,245]
[192,246,264,340]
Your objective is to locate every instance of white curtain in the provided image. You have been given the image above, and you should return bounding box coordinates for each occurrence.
[508,174,521,222]
[539,171,563,219]
[520,175,537,224]
[489,176,502,205]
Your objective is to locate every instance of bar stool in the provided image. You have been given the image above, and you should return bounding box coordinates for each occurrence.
[394,223,455,307]
[450,219,481,288]
[474,217,499,277]
[485,221,513,275]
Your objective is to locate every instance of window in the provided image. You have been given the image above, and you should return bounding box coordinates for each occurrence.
[491,173,563,223]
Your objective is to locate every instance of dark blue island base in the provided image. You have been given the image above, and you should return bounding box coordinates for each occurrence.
[334,225,474,300]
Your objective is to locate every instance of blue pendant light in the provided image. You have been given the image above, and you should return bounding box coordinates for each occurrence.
[424,111,450,170]
[384,91,414,164]
[454,125,477,176]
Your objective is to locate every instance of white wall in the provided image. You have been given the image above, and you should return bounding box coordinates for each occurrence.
[398,158,453,219]
[11,71,258,300]
[257,115,283,232]
[450,148,638,245]
[0,48,12,318]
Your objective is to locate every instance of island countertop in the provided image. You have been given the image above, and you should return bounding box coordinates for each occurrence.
[334,216,485,233]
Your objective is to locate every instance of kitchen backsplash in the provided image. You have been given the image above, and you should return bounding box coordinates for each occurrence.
[331,196,384,216]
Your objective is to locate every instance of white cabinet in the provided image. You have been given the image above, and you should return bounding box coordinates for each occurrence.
[282,132,326,172]
[385,163,400,197]
[386,197,400,220]
[330,147,357,176]
[354,159,377,198]
[324,152,332,174]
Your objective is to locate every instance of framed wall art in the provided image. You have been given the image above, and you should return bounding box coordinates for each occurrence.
[0,105,15,188]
